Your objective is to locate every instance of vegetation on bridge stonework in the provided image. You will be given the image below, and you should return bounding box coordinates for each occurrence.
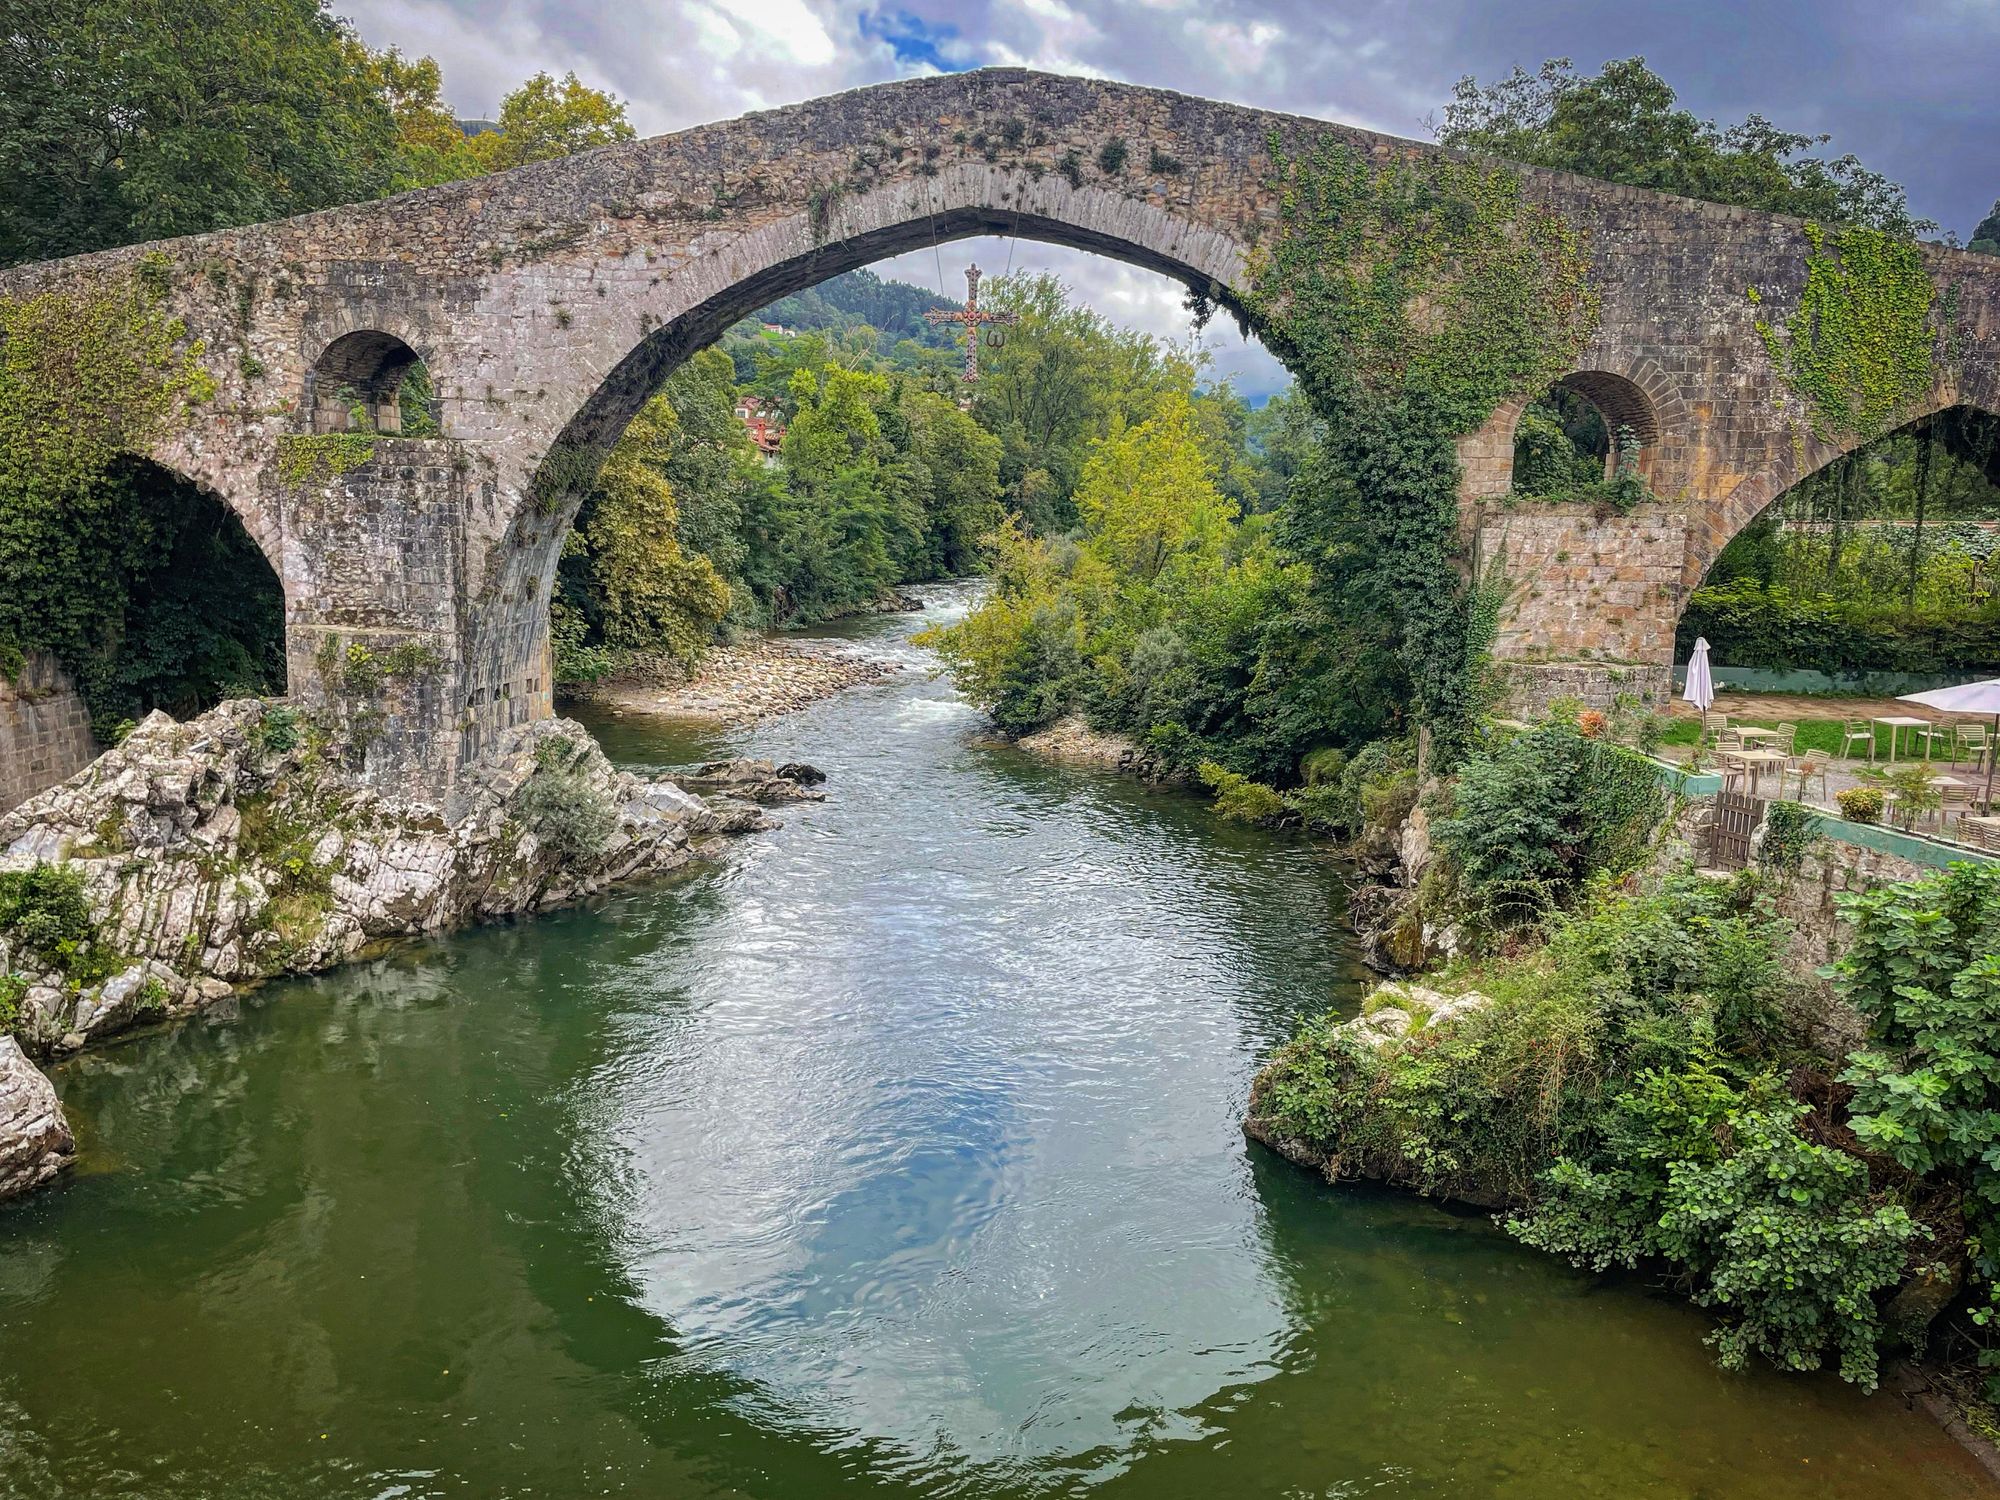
[1243,133,1599,761]
[0,263,286,734]
[1756,223,1947,443]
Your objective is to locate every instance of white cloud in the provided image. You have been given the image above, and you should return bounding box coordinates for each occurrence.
[873,236,1290,403]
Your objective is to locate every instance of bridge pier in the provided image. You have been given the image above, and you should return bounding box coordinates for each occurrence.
[275,440,487,804]
[1470,501,1687,717]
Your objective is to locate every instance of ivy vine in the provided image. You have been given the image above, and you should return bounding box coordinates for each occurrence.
[1243,134,1600,758]
[0,256,217,702]
[1755,223,1943,441]
[275,432,378,486]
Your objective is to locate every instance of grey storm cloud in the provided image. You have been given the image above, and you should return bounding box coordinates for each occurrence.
[337,0,2000,403]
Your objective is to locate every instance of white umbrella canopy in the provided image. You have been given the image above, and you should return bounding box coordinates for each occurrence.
[1898,678,2000,810]
[1683,637,1715,727]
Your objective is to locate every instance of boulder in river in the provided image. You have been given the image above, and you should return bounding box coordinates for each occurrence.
[0,1037,73,1201]
[673,758,829,804]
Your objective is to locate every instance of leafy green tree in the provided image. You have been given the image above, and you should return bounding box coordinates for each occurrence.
[572,398,730,665]
[0,0,404,266]
[366,48,485,189]
[1438,57,1931,235]
[467,72,634,171]
[1972,200,2000,256]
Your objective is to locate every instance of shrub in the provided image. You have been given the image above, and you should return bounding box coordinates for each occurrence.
[1435,717,1664,926]
[253,705,300,756]
[1513,1072,1921,1388]
[1836,786,1884,823]
[1833,864,2000,1392]
[1257,875,1791,1208]
[516,739,616,863]
[1198,761,1287,825]
[1676,576,2000,677]
[0,972,23,1034]
[0,862,110,980]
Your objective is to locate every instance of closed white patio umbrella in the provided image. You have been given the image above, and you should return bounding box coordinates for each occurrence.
[1683,637,1715,731]
[1898,678,2000,811]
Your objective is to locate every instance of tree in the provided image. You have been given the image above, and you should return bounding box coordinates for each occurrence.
[366,48,485,189]
[571,397,730,665]
[1437,58,1932,236]
[1972,200,2000,257]
[0,0,409,267]
[468,71,634,172]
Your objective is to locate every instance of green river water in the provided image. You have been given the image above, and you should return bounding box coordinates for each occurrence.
[0,587,1990,1498]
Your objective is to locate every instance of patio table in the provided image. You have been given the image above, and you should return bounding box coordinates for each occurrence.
[1722,748,1788,797]
[1872,715,1932,763]
[1735,727,1786,744]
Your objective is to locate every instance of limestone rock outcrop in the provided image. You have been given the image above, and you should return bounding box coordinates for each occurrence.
[0,1037,73,1201]
[0,700,785,1056]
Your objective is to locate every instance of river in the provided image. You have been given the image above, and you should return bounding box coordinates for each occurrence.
[0,586,1988,1498]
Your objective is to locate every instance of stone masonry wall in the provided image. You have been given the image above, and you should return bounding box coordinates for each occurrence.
[0,653,96,814]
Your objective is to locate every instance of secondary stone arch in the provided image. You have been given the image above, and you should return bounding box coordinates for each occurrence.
[304,328,438,435]
[1684,375,2000,590]
[519,167,1254,524]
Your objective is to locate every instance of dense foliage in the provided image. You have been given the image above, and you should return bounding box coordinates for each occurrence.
[553,342,1007,684]
[1255,862,1949,1389]
[1834,864,2000,1392]
[1678,576,2000,676]
[1438,57,1933,236]
[1435,719,1666,922]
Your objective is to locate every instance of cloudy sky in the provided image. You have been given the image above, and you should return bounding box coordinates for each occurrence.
[339,0,2000,402]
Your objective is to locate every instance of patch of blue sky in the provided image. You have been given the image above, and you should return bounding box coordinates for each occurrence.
[860,9,970,73]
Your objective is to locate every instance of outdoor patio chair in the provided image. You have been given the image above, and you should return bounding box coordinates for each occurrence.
[1786,750,1831,804]
[1716,727,1745,752]
[1840,719,1874,761]
[1938,782,1977,829]
[1775,721,1798,756]
[1959,817,2000,854]
[1958,722,1991,770]
[1919,718,1961,761]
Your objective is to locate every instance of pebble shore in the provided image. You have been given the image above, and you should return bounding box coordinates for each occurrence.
[587,638,902,724]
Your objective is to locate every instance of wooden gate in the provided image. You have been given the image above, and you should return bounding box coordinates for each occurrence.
[1712,789,1765,870]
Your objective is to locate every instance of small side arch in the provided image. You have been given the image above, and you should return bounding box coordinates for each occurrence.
[304,329,438,435]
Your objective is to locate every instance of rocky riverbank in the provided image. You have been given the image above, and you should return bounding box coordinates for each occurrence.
[1012,715,1183,782]
[576,636,903,724]
[0,700,823,1200]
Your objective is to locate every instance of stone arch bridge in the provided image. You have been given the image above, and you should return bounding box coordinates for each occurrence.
[4,69,1998,801]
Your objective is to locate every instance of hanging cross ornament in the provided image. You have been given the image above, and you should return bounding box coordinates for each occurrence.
[924,264,1017,386]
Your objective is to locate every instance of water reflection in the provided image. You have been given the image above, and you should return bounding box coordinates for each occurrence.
[0,588,1987,1498]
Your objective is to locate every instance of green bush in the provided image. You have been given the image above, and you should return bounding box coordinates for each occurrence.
[516,740,616,863]
[0,972,24,1034]
[1833,864,2000,1392]
[1836,786,1884,823]
[1198,761,1287,825]
[1513,1071,1920,1388]
[1258,869,1931,1387]
[1676,576,2000,676]
[1257,874,1791,1206]
[253,705,301,756]
[1435,717,1664,926]
[0,861,112,980]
